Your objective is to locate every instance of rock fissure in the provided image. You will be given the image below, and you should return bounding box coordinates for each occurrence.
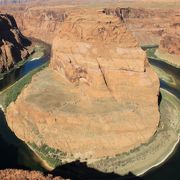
[6,8,160,163]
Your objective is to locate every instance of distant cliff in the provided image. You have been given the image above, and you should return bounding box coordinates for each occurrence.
[0,14,31,72]
[10,7,68,43]
[160,23,180,55]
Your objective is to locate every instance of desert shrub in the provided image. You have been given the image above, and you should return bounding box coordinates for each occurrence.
[28,142,66,168]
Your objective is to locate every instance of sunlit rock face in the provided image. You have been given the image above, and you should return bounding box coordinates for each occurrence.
[9,7,68,43]
[103,7,180,46]
[6,9,160,163]
[0,14,31,72]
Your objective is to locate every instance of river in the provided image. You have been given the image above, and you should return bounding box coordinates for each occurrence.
[0,45,179,179]
[141,58,180,180]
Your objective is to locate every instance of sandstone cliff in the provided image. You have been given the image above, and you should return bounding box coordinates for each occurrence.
[7,7,68,43]
[160,23,180,55]
[103,7,180,46]
[6,8,160,165]
[0,13,31,72]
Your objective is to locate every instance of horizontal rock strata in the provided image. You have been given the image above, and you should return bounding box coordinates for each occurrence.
[6,9,160,163]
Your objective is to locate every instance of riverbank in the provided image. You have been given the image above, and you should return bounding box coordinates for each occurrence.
[27,144,54,171]
[89,88,180,176]
[138,132,180,176]
[155,49,180,68]
[0,38,49,81]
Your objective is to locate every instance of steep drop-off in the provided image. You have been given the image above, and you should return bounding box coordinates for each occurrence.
[0,14,31,72]
[7,7,68,43]
[6,9,160,166]
[103,7,180,46]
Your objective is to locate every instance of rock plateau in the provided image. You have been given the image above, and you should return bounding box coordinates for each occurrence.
[6,9,160,166]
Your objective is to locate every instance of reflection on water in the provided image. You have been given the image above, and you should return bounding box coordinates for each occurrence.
[0,54,50,91]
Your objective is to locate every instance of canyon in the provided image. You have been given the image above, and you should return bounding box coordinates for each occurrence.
[0,0,180,179]
[6,7,160,167]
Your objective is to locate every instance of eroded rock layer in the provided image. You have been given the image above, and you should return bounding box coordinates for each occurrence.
[103,7,180,46]
[0,14,31,72]
[6,9,159,163]
[5,7,68,43]
[160,23,180,55]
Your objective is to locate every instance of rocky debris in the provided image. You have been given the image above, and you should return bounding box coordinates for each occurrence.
[6,8,159,165]
[0,169,63,180]
[0,13,31,72]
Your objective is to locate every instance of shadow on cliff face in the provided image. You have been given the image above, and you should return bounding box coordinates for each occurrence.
[158,92,162,106]
[51,161,143,180]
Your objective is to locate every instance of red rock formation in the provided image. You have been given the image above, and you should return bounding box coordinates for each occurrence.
[160,23,180,55]
[0,169,63,180]
[103,7,180,46]
[6,9,159,163]
[6,7,68,43]
[0,14,31,72]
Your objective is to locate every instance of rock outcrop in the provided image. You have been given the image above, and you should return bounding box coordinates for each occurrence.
[160,29,180,55]
[6,8,160,165]
[6,7,68,43]
[0,14,31,72]
[0,169,63,180]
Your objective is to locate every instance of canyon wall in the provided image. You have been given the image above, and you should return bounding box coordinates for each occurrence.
[160,23,180,55]
[0,6,68,44]
[0,14,31,72]
[2,5,179,46]
[6,9,160,166]
[103,7,180,46]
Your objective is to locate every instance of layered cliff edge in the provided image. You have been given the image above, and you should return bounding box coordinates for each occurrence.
[8,7,68,43]
[0,14,32,72]
[6,8,160,173]
[103,7,180,47]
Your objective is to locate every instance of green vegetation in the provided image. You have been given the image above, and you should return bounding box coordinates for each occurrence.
[145,47,158,58]
[0,62,49,109]
[28,142,67,168]
[0,43,45,80]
